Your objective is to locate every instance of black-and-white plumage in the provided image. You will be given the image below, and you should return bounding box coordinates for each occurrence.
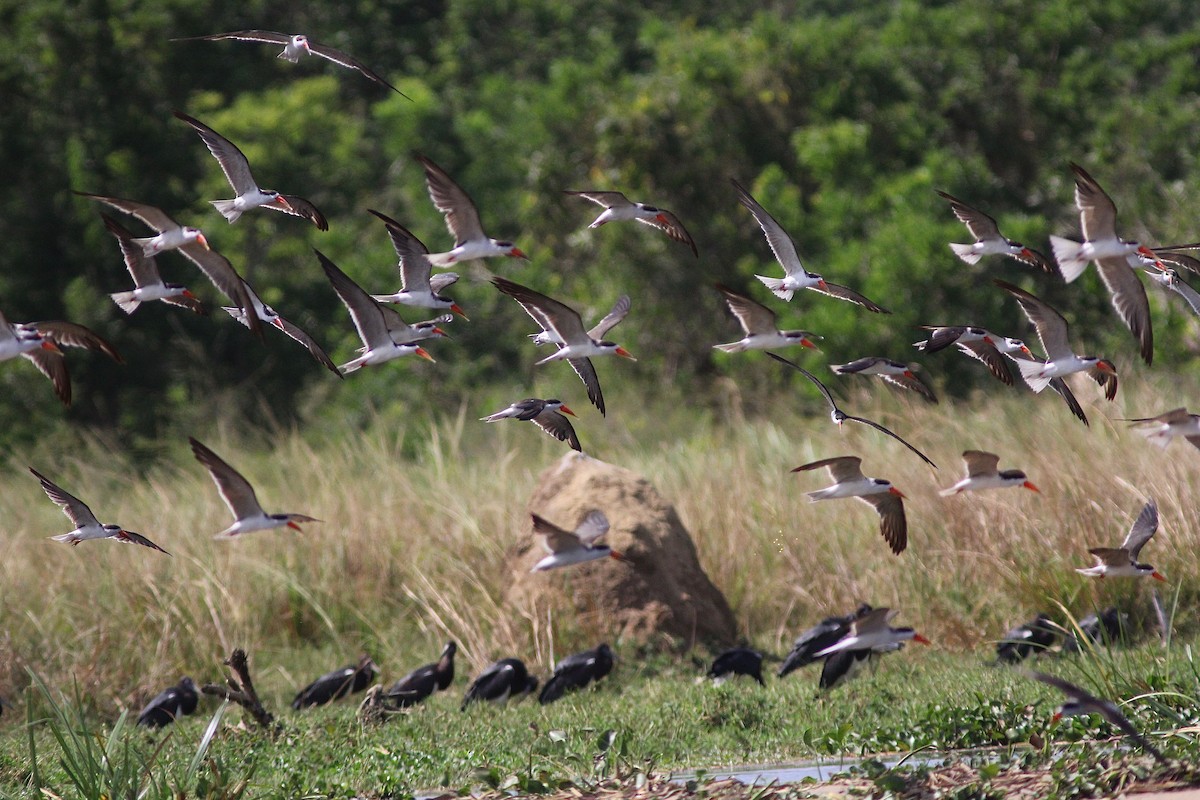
[565,190,697,256]
[137,677,199,728]
[994,614,1058,665]
[32,468,169,554]
[481,398,581,451]
[707,648,765,686]
[778,604,874,678]
[461,658,538,710]
[936,190,1053,272]
[385,642,457,707]
[539,643,614,704]
[292,655,379,709]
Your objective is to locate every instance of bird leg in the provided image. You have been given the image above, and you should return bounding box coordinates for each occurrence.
[201,648,280,733]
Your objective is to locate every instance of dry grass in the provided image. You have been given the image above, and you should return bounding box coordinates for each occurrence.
[1,369,1197,715]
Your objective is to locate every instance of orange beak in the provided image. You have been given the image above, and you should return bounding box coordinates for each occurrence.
[1020,345,1033,358]
[913,633,931,645]
[801,338,818,350]
[1020,248,1036,261]
[431,326,448,338]
[197,233,211,251]
[40,340,63,354]
[1137,245,1165,270]
[889,486,906,499]
[608,550,627,562]
[415,347,436,362]
[271,317,286,331]
[287,521,303,532]
[450,304,469,321]
[1023,481,1040,493]
[559,405,576,417]
[615,347,636,361]
[1051,712,1063,723]
[816,278,829,291]
[1152,571,1167,582]
[183,289,198,300]
[509,248,528,259]
[903,370,916,379]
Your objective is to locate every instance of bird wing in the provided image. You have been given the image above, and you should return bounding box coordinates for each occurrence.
[587,294,631,340]
[731,179,805,278]
[22,350,71,405]
[304,41,410,97]
[564,190,631,209]
[417,155,485,244]
[1048,377,1089,425]
[172,29,293,45]
[74,192,181,233]
[859,492,907,554]
[30,468,100,527]
[962,450,1001,477]
[567,357,605,416]
[574,510,610,544]
[367,208,435,292]
[957,339,1014,385]
[429,273,459,295]
[101,213,164,287]
[765,352,839,414]
[173,110,260,196]
[851,607,898,636]
[274,194,328,230]
[994,279,1072,360]
[1095,256,1152,365]
[879,371,938,404]
[1087,547,1131,567]
[1070,163,1119,241]
[1157,269,1200,315]
[177,243,262,337]
[189,437,266,520]
[636,209,698,256]
[317,249,392,349]
[914,325,969,352]
[1017,247,1056,274]
[844,412,939,469]
[274,314,343,377]
[1120,500,1158,559]
[717,284,777,336]
[531,513,581,554]
[1154,250,1200,274]
[811,281,890,313]
[792,455,865,484]
[532,409,581,451]
[1086,361,1119,401]
[27,322,123,363]
[492,277,590,344]
[936,191,1002,240]
[116,530,171,555]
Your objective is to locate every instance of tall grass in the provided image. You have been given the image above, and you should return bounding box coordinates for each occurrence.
[1,370,1198,716]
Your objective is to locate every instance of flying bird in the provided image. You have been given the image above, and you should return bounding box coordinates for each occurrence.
[539,643,614,704]
[101,214,205,315]
[1023,670,1168,764]
[564,190,697,256]
[137,677,199,728]
[830,357,937,404]
[385,642,457,707]
[1144,267,1200,316]
[220,278,341,377]
[317,249,438,373]
[767,352,937,469]
[292,655,379,709]
[172,31,410,97]
[995,279,1118,405]
[174,110,327,229]
[1,314,122,406]
[189,437,320,538]
[713,284,821,353]
[480,398,581,452]
[493,277,635,417]
[792,456,908,554]
[707,648,765,686]
[461,658,538,710]
[939,451,1039,496]
[936,190,1053,272]
[731,179,889,311]
[1051,163,1157,364]
[778,603,874,678]
[814,607,930,656]
[364,209,466,316]
[531,510,624,572]
[417,155,528,267]
[1122,407,1200,450]
[1075,500,1165,581]
[913,325,1031,386]
[31,467,168,554]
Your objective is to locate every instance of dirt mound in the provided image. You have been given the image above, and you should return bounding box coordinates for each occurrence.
[503,452,736,649]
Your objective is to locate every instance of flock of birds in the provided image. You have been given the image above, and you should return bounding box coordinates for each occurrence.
[6,26,1194,767]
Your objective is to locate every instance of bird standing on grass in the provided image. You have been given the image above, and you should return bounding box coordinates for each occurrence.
[137,677,199,728]
[385,642,457,707]
[461,658,538,709]
[539,644,614,704]
[293,655,380,709]
[707,648,765,686]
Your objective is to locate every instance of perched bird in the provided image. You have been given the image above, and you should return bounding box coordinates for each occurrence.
[1050,163,1157,364]
[317,249,438,373]
[365,209,467,317]
[292,655,379,709]
[221,278,341,377]
[137,677,199,728]
[830,357,937,404]
[417,155,527,266]
[707,648,765,686]
[31,468,169,554]
[493,277,635,417]
[539,643,614,704]
[189,437,320,538]
[1076,500,1164,581]
[461,658,538,710]
[174,110,327,229]
[936,190,1053,272]
[995,614,1058,664]
[814,607,930,657]
[101,214,205,315]
[939,451,1039,496]
[385,642,457,707]
[778,603,874,678]
[172,31,410,97]
[995,279,1118,404]
[564,190,697,256]
[768,352,937,469]
[1023,670,1168,764]
[792,456,908,554]
[1144,267,1200,316]
[531,510,624,572]
[480,398,581,452]
[732,179,888,311]
[713,284,821,353]
[1123,407,1200,450]
[74,193,259,334]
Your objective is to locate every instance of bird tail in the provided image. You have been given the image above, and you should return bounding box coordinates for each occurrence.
[1016,358,1053,393]
[754,274,794,301]
[211,199,243,223]
[1134,428,1174,449]
[109,292,141,314]
[948,243,982,264]
[712,342,744,353]
[427,252,456,267]
[50,533,81,544]
[538,676,567,705]
[220,307,253,329]
[1050,236,1089,282]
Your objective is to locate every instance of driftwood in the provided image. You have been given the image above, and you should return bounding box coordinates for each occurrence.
[201,648,280,733]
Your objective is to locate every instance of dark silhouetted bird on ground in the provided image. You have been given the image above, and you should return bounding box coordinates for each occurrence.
[385,642,457,707]
[292,655,379,709]
[539,643,614,704]
[137,676,199,728]
[461,658,538,710]
[707,648,765,686]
